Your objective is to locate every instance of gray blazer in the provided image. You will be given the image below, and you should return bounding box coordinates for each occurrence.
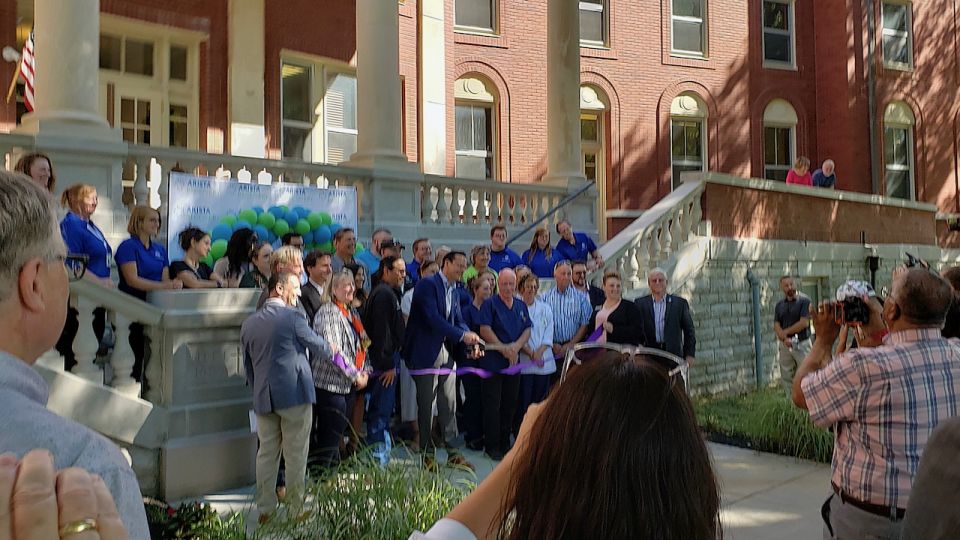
[241,298,332,414]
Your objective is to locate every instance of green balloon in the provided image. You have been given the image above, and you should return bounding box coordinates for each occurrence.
[201,254,214,267]
[354,242,364,255]
[257,212,276,229]
[219,214,237,226]
[319,241,333,253]
[273,220,290,237]
[279,205,289,212]
[238,209,258,224]
[294,219,311,235]
[307,212,323,230]
[319,212,333,225]
[210,239,228,261]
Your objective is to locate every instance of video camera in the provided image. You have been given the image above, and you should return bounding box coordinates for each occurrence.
[904,252,927,268]
[834,280,876,327]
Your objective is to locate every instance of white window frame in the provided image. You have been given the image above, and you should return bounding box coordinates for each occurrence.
[581,112,604,184]
[761,0,796,70]
[579,0,608,48]
[454,101,498,180]
[883,125,915,200]
[279,53,357,165]
[670,0,708,58]
[454,0,499,35]
[881,1,914,70]
[763,124,795,181]
[670,118,706,190]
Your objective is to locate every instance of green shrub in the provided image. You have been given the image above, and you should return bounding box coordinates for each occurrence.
[150,451,472,540]
[695,389,834,463]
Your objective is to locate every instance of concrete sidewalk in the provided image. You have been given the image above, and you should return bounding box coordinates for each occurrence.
[195,442,831,538]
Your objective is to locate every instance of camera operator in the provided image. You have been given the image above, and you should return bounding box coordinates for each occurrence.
[792,266,960,540]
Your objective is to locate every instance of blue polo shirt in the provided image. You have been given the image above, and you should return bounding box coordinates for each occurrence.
[488,248,523,272]
[478,295,532,371]
[407,259,422,284]
[555,232,597,263]
[462,302,484,333]
[521,248,561,278]
[60,212,112,279]
[115,236,169,301]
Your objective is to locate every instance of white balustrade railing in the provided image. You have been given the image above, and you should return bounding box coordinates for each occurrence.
[421,174,568,227]
[63,280,163,397]
[0,133,41,172]
[595,180,705,294]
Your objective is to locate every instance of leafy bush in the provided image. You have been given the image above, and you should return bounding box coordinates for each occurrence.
[146,451,472,539]
[695,389,834,463]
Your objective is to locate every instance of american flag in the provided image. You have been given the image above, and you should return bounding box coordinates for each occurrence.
[19,32,34,112]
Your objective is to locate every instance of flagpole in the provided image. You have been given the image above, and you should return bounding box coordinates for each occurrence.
[4,56,22,104]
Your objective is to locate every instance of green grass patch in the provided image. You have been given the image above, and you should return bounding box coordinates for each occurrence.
[149,450,472,539]
[695,388,834,463]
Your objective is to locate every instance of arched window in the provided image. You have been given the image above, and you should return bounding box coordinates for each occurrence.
[580,85,608,185]
[454,76,498,180]
[883,101,915,200]
[670,93,707,189]
[762,99,798,181]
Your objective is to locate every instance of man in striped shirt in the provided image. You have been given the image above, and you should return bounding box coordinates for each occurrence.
[539,261,591,373]
[793,267,960,540]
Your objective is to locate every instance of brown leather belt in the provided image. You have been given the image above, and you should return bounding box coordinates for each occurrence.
[831,482,905,520]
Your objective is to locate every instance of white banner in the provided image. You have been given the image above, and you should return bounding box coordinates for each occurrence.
[165,173,358,263]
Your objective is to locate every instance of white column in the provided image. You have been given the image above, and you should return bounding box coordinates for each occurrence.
[543,0,586,186]
[345,0,417,172]
[72,296,104,384]
[228,0,266,158]
[419,0,447,175]
[20,0,109,132]
[110,312,141,396]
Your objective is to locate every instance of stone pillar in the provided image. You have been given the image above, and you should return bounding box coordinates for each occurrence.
[419,0,447,175]
[543,0,586,187]
[19,0,110,135]
[228,0,266,158]
[345,0,418,173]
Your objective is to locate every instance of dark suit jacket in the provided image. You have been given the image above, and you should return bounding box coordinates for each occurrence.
[402,273,469,370]
[301,280,323,326]
[588,300,643,346]
[634,294,696,358]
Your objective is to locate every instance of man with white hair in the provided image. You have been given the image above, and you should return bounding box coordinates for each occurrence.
[0,170,150,537]
[634,268,696,364]
[812,159,837,189]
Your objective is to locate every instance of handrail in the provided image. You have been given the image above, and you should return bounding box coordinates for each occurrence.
[506,180,595,247]
[69,280,163,325]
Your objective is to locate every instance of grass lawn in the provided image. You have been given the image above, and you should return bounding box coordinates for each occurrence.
[695,388,834,463]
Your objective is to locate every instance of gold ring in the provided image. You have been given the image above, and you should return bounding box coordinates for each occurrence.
[59,518,97,536]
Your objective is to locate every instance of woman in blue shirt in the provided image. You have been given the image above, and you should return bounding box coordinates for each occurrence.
[461,275,494,450]
[521,227,561,278]
[56,184,113,370]
[115,206,182,383]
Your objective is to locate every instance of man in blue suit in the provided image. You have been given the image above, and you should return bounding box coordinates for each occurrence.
[242,271,334,522]
[403,250,483,470]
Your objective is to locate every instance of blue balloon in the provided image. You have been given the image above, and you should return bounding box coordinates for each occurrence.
[253,225,270,242]
[329,223,342,236]
[302,230,314,245]
[252,206,265,216]
[268,206,285,219]
[293,206,310,219]
[313,225,332,244]
[211,224,232,242]
[267,231,277,243]
[233,220,253,232]
[284,210,299,228]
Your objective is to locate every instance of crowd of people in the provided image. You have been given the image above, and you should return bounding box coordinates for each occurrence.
[10,151,960,539]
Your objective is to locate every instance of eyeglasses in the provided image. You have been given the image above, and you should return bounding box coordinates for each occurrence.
[60,253,89,282]
[560,342,687,385]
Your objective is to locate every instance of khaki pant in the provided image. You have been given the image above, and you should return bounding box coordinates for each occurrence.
[778,338,812,393]
[256,403,312,514]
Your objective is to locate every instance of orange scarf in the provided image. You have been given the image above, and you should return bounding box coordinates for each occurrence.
[336,302,367,369]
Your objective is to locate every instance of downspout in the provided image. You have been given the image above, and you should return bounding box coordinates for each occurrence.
[866,0,880,194]
[746,269,764,388]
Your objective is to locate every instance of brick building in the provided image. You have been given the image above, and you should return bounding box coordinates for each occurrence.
[1,0,957,236]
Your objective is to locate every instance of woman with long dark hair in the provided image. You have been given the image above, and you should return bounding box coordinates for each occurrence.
[414,352,721,540]
[213,228,257,287]
[588,271,643,345]
[239,241,273,289]
[169,227,224,288]
[15,152,56,193]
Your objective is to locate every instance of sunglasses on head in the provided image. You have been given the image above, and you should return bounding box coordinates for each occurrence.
[560,342,687,385]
